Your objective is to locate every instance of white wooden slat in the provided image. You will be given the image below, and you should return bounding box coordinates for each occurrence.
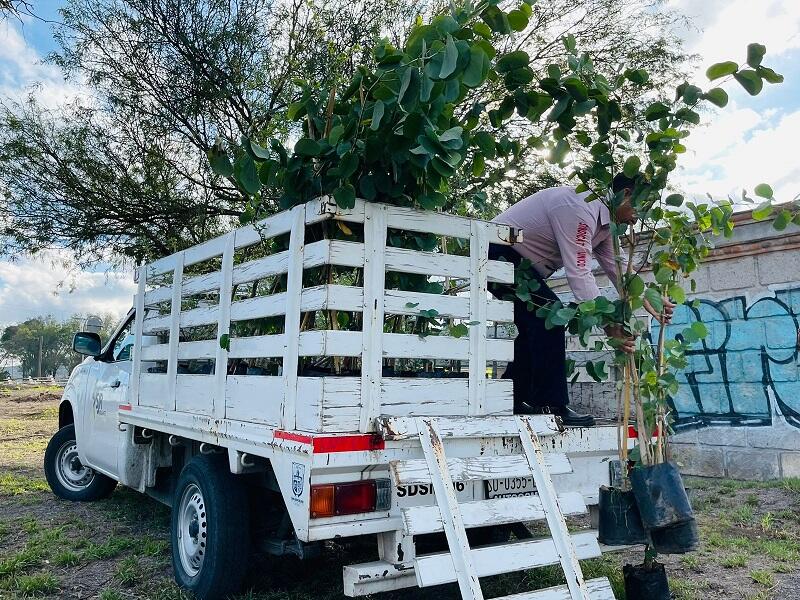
[303,239,365,269]
[175,374,214,415]
[377,380,513,419]
[384,289,513,322]
[517,417,591,600]
[228,334,286,359]
[182,271,222,297]
[384,247,513,284]
[294,376,362,432]
[298,330,362,357]
[143,285,171,306]
[359,202,388,433]
[493,578,615,600]
[377,414,558,440]
[281,205,305,430]
[166,253,184,411]
[224,375,283,425]
[416,417,484,600]
[141,314,170,333]
[177,340,218,360]
[145,254,178,277]
[391,452,572,485]
[402,491,587,536]
[213,233,235,420]
[183,235,227,267]
[231,251,289,286]
[140,343,169,362]
[138,373,170,410]
[233,208,295,249]
[131,266,146,406]
[229,292,287,322]
[382,333,513,361]
[142,304,219,333]
[301,285,363,312]
[414,531,601,587]
[469,220,489,416]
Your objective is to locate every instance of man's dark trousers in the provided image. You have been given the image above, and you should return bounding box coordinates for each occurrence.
[488,244,569,410]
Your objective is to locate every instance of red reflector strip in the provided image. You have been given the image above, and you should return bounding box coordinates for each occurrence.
[312,435,385,453]
[273,430,313,445]
[119,404,132,411]
[628,425,636,439]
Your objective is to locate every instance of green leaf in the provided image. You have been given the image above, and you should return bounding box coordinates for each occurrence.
[439,126,464,144]
[757,66,784,84]
[219,334,231,351]
[669,284,686,305]
[623,156,641,178]
[496,50,530,73]
[405,302,419,309]
[473,22,492,39]
[472,153,486,177]
[690,321,708,339]
[207,148,234,177]
[675,108,701,124]
[294,138,321,156]
[563,77,588,101]
[746,43,766,68]
[449,323,469,338]
[328,124,345,145]
[564,34,577,53]
[665,193,684,207]
[473,131,496,158]
[655,266,673,285]
[644,102,669,121]
[627,274,645,297]
[752,200,773,221]
[702,87,728,108]
[440,35,458,79]
[774,209,792,231]
[734,69,763,96]
[234,154,261,195]
[645,287,663,313]
[246,138,272,160]
[507,9,529,31]
[371,100,385,130]
[705,61,738,81]
[624,68,649,85]
[333,183,356,209]
[754,183,773,199]
[585,360,608,383]
[398,68,413,104]
[463,46,489,88]
[682,84,702,104]
[287,100,307,120]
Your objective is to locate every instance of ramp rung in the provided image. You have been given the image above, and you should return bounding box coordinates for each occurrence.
[402,491,587,535]
[496,577,615,600]
[414,531,601,587]
[343,560,416,597]
[378,415,560,440]
[391,452,571,485]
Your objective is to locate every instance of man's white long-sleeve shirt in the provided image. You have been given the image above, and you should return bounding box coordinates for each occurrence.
[492,186,622,301]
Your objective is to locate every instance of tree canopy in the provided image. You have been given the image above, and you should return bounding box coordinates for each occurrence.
[0,0,691,264]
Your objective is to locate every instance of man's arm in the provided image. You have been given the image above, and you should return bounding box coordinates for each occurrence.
[594,234,627,290]
[549,205,602,302]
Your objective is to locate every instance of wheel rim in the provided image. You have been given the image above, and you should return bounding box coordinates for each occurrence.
[177,483,207,577]
[55,440,95,491]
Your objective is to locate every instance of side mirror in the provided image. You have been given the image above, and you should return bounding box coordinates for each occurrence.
[73,332,102,357]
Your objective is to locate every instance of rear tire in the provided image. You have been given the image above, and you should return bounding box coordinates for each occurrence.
[171,454,250,600]
[44,424,117,501]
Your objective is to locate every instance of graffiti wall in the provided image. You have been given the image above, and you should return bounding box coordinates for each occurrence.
[653,287,800,431]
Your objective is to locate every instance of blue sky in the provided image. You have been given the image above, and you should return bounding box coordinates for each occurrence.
[0,1,799,328]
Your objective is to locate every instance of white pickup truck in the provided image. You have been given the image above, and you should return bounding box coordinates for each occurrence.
[44,198,622,600]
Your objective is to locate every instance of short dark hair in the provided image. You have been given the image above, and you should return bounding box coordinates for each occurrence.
[612,173,636,194]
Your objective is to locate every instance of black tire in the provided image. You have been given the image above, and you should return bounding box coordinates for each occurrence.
[44,424,117,501]
[171,454,250,600]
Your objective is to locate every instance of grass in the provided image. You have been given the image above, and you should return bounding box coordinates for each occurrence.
[680,553,702,570]
[2,573,59,596]
[84,536,137,560]
[99,590,124,600]
[0,472,50,496]
[52,549,81,567]
[670,578,709,600]
[115,556,140,586]
[720,553,748,568]
[749,570,775,586]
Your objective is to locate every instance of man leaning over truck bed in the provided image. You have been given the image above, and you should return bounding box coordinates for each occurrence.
[489,174,674,427]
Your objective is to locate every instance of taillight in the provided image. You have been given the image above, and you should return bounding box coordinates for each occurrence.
[310,479,391,518]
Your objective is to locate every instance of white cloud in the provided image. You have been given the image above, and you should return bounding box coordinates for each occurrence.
[0,20,89,108]
[0,251,134,328]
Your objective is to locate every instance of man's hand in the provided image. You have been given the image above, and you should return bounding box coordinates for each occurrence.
[605,324,635,354]
[644,296,676,324]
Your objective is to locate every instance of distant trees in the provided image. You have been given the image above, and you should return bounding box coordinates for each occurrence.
[0,314,120,377]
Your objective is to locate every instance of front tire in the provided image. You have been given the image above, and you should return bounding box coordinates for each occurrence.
[44,424,117,501]
[171,454,250,600]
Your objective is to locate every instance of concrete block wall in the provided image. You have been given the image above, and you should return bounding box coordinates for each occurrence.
[556,212,800,480]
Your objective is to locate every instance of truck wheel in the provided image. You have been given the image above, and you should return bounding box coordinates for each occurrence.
[171,454,250,600]
[44,424,117,501]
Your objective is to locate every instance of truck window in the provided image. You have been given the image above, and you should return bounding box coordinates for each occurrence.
[110,318,135,362]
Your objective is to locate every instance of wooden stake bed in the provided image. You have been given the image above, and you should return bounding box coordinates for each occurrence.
[129,197,521,434]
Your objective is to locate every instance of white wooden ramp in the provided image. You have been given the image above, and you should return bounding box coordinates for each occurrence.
[344,415,615,599]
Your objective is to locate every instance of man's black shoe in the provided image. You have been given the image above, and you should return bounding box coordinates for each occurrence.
[551,406,595,427]
[513,401,540,415]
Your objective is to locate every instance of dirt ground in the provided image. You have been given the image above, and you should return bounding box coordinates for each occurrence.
[1,386,799,600]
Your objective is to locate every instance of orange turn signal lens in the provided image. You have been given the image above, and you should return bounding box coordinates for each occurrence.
[310,484,335,518]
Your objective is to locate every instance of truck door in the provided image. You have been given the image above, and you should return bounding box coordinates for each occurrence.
[82,315,135,478]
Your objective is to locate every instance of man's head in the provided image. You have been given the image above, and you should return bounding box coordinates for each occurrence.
[612,173,637,225]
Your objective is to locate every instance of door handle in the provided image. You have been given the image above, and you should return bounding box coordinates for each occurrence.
[110,380,121,388]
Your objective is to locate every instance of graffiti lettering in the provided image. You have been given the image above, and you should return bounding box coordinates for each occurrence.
[652,287,800,430]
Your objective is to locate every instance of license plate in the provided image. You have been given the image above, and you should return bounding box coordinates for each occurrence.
[485,477,536,499]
